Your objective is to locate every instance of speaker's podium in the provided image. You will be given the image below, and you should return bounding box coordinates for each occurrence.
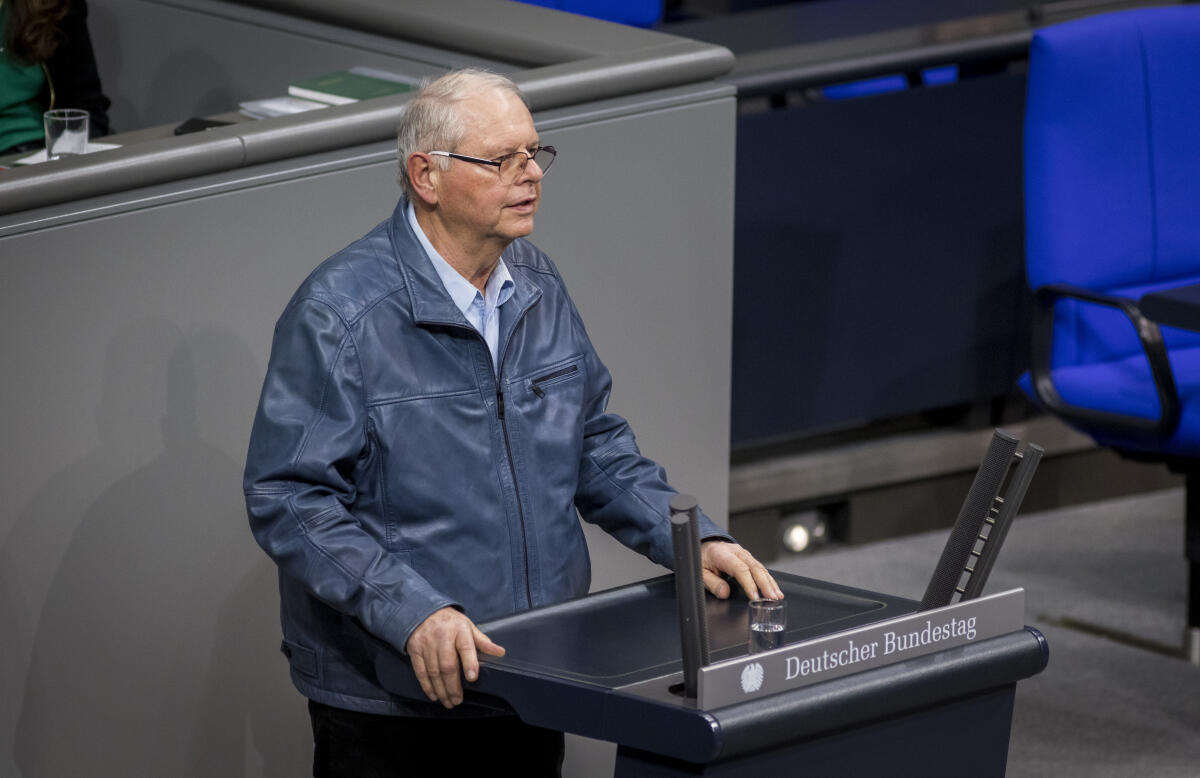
[376,571,1046,776]
[377,431,1049,775]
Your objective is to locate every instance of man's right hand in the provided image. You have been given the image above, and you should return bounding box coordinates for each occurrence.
[405,607,505,708]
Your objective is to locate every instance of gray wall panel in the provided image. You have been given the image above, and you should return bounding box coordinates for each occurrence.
[0,91,734,777]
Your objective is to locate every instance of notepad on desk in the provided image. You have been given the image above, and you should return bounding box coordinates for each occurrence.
[287,69,416,105]
[238,96,328,119]
[15,142,121,165]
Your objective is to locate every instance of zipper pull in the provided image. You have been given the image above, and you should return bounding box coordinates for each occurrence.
[497,387,506,419]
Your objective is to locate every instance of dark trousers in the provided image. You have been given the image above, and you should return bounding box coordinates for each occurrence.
[309,700,565,777]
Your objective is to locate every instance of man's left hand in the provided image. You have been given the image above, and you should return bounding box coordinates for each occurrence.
[700,540,783,601]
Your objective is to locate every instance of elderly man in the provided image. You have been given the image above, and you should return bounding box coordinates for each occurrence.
[244,68,779,776]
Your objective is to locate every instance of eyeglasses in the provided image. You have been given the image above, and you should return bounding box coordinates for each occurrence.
[428,145,556,183]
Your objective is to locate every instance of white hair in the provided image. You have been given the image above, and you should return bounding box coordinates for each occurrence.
[396,69,528,200]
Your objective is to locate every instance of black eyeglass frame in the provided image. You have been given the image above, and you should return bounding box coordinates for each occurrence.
[427,145,556,179]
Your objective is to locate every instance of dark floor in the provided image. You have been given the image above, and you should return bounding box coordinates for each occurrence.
[773,488,1200,777]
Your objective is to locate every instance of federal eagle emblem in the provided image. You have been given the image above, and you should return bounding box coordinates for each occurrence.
[740,662,764,693]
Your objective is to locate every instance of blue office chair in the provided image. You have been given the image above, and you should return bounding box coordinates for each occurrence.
[514,0,663,27]
[1019,5,1200,663]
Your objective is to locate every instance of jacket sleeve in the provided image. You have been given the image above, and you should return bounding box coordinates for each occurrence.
[243,297,456,653]
[559,280,733,567]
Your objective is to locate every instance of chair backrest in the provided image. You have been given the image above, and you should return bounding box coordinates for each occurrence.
[1024,5,1200,365]
[514,0,663,27]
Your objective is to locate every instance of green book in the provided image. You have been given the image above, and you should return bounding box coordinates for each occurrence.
[288,70,414,105]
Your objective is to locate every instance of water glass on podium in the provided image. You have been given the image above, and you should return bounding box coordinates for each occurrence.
[748,599,786,653]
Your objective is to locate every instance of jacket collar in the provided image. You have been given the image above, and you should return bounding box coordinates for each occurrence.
[389,198,541,328]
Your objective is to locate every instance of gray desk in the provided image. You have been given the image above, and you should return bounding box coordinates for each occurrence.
[0,111,246,169]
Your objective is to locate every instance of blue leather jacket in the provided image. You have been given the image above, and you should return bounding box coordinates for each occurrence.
[244,200,726,714]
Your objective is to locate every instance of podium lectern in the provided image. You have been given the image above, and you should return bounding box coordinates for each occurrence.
[376,572,1047,776]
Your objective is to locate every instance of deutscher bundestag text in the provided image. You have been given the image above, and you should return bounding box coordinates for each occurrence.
[786,616,978,680]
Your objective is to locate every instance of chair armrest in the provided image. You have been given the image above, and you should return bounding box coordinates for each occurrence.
[1140,284,1200,332]
[1030,283,1181,440]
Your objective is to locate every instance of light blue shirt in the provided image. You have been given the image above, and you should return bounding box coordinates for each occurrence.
[406,203,514,373]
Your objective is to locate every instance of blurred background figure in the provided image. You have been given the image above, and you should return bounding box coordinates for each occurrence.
[0,0,110,155]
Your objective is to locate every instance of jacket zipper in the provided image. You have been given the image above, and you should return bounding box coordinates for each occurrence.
[442,307,536,608]
[458,326,530,607]
[530,364,578,398]
[495,379,534,609]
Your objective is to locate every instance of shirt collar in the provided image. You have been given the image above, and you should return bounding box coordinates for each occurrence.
[406,202,513,318]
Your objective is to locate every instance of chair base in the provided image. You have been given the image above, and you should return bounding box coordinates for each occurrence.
[1183,476,1199,664]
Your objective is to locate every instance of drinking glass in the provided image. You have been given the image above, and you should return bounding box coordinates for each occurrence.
[44,109,90,159]
[748,599,786,653]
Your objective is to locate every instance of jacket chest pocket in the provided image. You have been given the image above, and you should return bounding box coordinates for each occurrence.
[530,364,580,397]
[515,356,584,403]
[507,355,587,466]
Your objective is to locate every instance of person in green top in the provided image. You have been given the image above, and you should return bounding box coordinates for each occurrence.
[0,0,110,156]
